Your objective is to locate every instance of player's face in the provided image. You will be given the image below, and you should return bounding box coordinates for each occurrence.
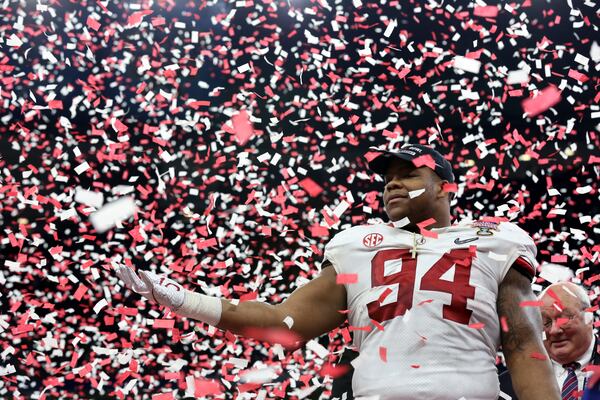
[540,287,593,365]
[382,158,441,224]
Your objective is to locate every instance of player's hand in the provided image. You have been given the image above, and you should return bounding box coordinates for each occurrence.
[115,266,185,311]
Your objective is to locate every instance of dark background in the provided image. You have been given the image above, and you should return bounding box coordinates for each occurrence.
[0,0,598,398]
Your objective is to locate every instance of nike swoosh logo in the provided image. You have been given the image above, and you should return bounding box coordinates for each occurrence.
[454,237,479,245]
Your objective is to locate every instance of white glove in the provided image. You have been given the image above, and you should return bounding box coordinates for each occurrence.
[115,266,185,311]
[116,265,222,325]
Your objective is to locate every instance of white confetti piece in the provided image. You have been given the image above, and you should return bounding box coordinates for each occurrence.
[306,339,328,359]
[453,56,481,74]
[0,364,16,376]
[185,375,196,397]
[506,69,530,85]
[576,185,592,194]
[304,29,319,44]
[591,41,600,62]
[74,187,104,208]
[4,260,20,269]
[547,188,560,196]
[239,366,278,384]
[392,217,411,228]
[548,208,566,215]
[59,207,77,221]
[228,357,249,369]
[237,63,251,73]
[112,185,135,195]
[539,263,574,284]
[74,161,90,175]
[383,19,397,38]
[498,390,512,400]
[89,197,136,233]
[283,316,294,329]
[93,298,108,314]
[574,53,589,66]
[7,34,23,48]
[409,189,425,198]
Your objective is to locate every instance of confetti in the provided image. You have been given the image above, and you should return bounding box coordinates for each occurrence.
[453,56,481,74]
[473,6,499,18]
[522,85,562,117]
[336,273,358,284]
[93,298,108,314]
[89,197,137,233]
[0,0,596,398]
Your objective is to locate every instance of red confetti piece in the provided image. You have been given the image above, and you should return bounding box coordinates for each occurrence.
[242,327,302,350]
[500,316,509,332]
[196,237,218,250]
[468,322,485,329]
[127,10,153,27]
[567,69,589,84]
[379,346,387,362]
[529,352,548,360]
[441,182,458,194]
[222,109,256,145]
[152,393,174,400]
[86,16,101,31]
[417,218,439,238]
[153,319,175,329]
[0,1,596,398]
[371,319,385,331]
[521,85,561,117]
[73,284,88,301]
[364,151,382,163]
[319,363,350,378]
[298,177,324,197]
[583,365,600,388]
[48,100,63,110]
[336,273,358,284]
[187,100,211,109]
[519,300,544,307]
[412,154,436,170]
[473,6,499,18]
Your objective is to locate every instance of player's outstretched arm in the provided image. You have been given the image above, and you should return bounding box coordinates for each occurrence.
[497,268,561,400]
[116,261,347,343]
[219,262,347,341]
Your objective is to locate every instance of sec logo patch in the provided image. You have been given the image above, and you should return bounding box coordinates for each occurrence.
[363,233,384,248]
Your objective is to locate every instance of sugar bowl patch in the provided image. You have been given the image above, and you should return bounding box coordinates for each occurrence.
[472,221,499,236]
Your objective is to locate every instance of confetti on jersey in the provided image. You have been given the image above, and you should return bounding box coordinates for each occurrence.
[0,0,598,399]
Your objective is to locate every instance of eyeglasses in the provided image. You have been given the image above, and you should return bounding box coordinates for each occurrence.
[542,310,584,330]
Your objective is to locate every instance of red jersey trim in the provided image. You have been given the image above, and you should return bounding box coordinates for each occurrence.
[512,256,536,280]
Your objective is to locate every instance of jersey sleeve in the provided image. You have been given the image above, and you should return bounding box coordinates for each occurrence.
[323,230,346,275]
[500,222,538,280]
[323,226,363,275]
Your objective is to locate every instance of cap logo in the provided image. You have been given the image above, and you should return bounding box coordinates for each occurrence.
[363,233,384,248]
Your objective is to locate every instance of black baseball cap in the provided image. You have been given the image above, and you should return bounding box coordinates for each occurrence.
[368,144,455,183]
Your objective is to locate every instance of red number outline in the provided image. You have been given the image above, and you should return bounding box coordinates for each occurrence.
[367,248,475,324]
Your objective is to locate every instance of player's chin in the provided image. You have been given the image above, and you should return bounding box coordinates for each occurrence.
[385,205,407,222]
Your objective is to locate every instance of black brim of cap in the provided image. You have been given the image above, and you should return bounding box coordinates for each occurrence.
[367,151,415,175]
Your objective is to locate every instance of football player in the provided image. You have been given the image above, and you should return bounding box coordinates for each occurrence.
[117,144,560,399]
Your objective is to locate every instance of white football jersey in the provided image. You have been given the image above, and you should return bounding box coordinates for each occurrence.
[324,220,537,400]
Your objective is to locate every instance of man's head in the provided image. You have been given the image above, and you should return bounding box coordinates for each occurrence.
[540,282,593,365]
[368,144,454,229]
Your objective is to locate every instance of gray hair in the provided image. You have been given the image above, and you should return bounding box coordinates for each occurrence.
[539,282,591,309]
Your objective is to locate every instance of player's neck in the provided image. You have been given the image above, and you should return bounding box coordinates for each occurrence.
[395,216,451,233]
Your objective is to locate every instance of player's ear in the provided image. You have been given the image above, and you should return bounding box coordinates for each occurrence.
[435,178,450,200]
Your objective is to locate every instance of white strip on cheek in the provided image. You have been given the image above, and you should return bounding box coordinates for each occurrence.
[408,188,426,198]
